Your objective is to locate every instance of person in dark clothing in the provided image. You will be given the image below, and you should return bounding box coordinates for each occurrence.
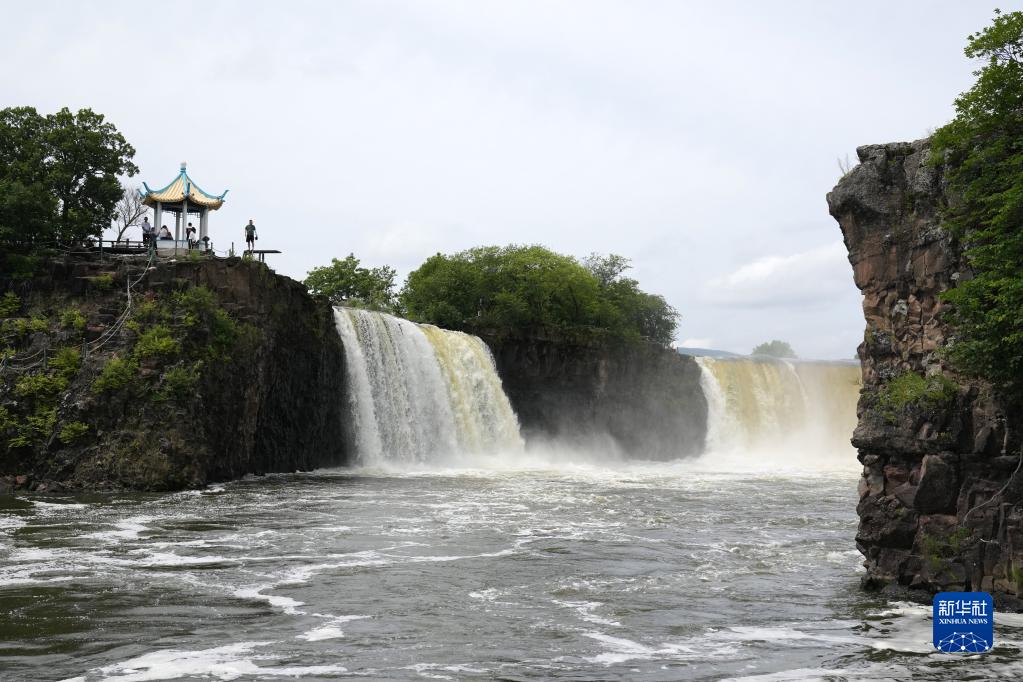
[244,220,257,253]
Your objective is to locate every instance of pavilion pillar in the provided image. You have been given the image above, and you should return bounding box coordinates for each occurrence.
[200,207,208,242]
[178,199,188,255]
[154,202,163,240]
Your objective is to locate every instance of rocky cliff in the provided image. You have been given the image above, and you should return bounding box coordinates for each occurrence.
[482,333,707,459]
[828,139,1023,605]
[0,254,348,491]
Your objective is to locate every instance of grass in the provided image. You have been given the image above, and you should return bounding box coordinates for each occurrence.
[877,372,958,421]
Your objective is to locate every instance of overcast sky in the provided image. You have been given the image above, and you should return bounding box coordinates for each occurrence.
[1,1,1006,358]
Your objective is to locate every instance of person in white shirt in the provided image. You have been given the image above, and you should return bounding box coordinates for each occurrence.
[140,217,154,244]
[158,225,173,240]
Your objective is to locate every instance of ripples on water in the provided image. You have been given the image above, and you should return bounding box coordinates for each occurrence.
[1,459,1022,681]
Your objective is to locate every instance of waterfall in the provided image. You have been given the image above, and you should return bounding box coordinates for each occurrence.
[333,307,523,466]
[696,356,862,463]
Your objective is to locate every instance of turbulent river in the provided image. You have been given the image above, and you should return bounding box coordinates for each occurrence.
[2,310,1022,680]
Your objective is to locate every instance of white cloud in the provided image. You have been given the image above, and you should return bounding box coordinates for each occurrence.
[703,242,852,309]
[0,0,992,358]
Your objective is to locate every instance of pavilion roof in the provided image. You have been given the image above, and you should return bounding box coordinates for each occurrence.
[141,163,228,210]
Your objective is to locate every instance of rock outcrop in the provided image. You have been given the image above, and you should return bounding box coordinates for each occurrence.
[0,255,348,491]
[828,139,1023,606]
[482,332,707,458]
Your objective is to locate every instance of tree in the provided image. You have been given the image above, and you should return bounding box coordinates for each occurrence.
[931,10,1023,399]
[0,106,137,246]
[112,184,148,241]
[752,340,797,358]
[401,245,679,345]
[304,254,398,312]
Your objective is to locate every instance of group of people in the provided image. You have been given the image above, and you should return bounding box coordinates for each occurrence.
[140,217,173,244]
[138,216,258,253]
[139,217,209,250]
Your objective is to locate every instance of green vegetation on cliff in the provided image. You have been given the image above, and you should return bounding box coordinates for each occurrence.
[0,263,257,484]
[399,245,678,345]
[933,10,1023,399]
[303,254,398,312]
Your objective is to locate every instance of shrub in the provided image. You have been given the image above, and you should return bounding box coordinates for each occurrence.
[60,307,86,331]
[90,273,115,290]
[49,347,81,379]
[10,317,49,337]
[93,356,137,393]
[134,300,159,322]
[133,325,177,359]
[0,292,21,317]
[58,421,89,444]
[8,407,56,449]
[14,372,68,400]
[878,372,958,412]
[158,362,202,402]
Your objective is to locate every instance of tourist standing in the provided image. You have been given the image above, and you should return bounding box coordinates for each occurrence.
[140,217,154,245]
[186,223,197,249]
[244,220,257,253]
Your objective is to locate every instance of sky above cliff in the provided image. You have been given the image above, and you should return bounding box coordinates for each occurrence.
[1,1,1004,359]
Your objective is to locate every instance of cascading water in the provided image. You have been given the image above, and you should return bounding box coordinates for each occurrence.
[696,356,862,468]
[333,307,523,466]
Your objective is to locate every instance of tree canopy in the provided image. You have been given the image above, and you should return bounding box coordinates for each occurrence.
[751,340,797,359]
[932,9,1023,399]
[399,245,678,345]
[304,254,399,312]
[0,107,137,246]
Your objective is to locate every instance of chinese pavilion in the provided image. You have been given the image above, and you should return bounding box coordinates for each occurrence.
[140,163,228,249]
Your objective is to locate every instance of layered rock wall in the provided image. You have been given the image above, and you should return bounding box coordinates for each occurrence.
[482,333,707,459]
[828,140,1023,605]
[0,255,348,491]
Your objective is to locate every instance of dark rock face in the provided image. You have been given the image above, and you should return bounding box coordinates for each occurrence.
[1,256,348,491]
[828,139,1023,605]
[481,333,707,459]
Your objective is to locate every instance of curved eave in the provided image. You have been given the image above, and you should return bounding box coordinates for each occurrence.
[141,172,228,210]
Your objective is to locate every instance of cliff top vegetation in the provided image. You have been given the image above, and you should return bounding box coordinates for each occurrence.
[933,9,1023,400]
[0,106,136,249]
[304,245,679,345]
[399,245,678,345]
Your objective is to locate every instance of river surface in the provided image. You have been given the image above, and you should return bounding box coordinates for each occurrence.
[2,458,1022,681]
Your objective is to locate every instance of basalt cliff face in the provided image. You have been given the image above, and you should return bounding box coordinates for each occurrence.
[482,332,707,459]
[828,140,1023,605]
[0,256,348,492]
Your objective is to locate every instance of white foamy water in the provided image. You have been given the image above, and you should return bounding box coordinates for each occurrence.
[333,307,523,465]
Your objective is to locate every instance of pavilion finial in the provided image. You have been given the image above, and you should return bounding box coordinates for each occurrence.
[180,161,187,173]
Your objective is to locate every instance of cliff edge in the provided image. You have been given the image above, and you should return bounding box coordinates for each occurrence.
[0,255,349,491]
[828,139,1023,605]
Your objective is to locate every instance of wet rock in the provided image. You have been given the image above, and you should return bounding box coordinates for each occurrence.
[829,137,1023,605]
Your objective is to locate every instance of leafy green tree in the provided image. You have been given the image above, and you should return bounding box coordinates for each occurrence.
[932,10,1023,398]
[0,106,137,246]
[401,245,678,345]
[752,340,797,358]
[304,254,399,312]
